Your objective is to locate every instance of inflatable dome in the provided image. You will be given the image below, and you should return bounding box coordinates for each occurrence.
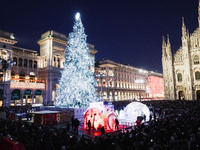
[118,102,150,123]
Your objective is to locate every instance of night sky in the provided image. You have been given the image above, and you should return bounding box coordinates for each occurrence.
[1,0,199,73]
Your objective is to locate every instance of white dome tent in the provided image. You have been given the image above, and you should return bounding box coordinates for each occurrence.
[118,102,150,123]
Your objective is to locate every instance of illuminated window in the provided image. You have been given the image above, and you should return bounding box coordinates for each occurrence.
[177,73,182,82]
[194,55,199,65]
[195,71,200,80]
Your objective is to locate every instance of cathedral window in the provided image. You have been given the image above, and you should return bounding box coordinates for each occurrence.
[194,55,199,65]
[29,60,32,68]
[177,73,182,82]
[34,61,37,68]
[53,57,56,67]
[24,59,27,67]
[58,58,60,68]
[13,57,17,66]
[195,71,200,80]
[11,70,15,76]
[19,58,23,66]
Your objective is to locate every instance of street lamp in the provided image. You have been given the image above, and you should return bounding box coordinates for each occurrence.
[96,72,106,101]
[135,79,144,101]
[0,56,16,106]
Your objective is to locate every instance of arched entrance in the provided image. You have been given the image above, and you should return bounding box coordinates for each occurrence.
[196,90,200,101]
[11,89,22,106]
[178,91,185,100]
[23,89,32,105]
[34,90,43,104]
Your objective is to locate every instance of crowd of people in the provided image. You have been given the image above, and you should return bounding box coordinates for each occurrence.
[0,100,200,150]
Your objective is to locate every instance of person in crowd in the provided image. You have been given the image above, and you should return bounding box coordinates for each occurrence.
[71,115,74,130]
[115,118,119,130]
[101,126,105,135]
[18,115,22,121]
[149,113,152,121]
[0,138,19,150]
[88,120,91,133]
[135,117,141,126]
[143,114,146,122]
[66,122,70,133]
[0,101,200,150]
[74,118,80,132]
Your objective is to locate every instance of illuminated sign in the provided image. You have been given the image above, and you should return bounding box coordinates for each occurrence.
[30,72,35,76]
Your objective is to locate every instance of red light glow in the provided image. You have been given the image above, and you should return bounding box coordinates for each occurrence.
[84,104,117,131]
[148,76,164,99]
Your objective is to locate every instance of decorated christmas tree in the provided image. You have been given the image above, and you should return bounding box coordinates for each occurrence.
[55,13,98,108]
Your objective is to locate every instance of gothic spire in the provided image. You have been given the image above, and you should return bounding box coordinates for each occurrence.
[166,34,172,56]
[162,36,167,57]
[182,17,186,37]
[166,34,172,57]
[199,0,200,27]
[162,36,166,47]
[167,34,170,45]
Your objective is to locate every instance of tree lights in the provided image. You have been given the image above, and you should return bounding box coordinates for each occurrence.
[55,13,98,108]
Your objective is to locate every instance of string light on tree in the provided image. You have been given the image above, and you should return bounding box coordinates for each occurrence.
[55,12,98,108]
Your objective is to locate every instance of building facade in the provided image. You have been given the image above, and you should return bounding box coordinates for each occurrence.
[0,29,164,107]
[95,59,156,101]
[0,30,97,107]
[148,72,164,99]
[162,1,200,100]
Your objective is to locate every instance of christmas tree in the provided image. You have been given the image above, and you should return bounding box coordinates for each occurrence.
[55,13,98,108]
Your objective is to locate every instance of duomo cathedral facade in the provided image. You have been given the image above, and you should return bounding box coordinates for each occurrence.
[162,1,200,100]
